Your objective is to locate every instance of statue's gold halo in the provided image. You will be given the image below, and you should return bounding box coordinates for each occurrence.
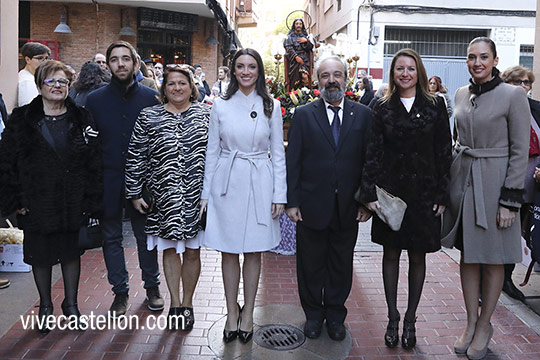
[286,10,312,30]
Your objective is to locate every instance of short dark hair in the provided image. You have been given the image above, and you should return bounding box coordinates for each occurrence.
[159,66,199,103]
[193,64,202,69]
[218,66,230,76]
[105,41,137,65]
[34,60,73,88]
[21,42,51,59]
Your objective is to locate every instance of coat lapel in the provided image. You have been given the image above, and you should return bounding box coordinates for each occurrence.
[337,99,354,153]
[313,98,336,149]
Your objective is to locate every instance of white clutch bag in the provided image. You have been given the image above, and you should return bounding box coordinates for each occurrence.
[374,186,407,231]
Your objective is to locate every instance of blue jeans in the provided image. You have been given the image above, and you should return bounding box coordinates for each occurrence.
[102,206,160,295]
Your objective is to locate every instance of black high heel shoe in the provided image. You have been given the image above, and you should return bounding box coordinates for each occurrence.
[401,318,417,350]
[167,307,182,330]
[238,305,253,344]
[61,299,87,331]
[37,304,54,334]
[223,303,241,343]
[384,315,400,348]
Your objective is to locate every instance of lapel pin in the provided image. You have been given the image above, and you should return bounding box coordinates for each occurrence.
[350,112,353,116]
[416,113,420,118]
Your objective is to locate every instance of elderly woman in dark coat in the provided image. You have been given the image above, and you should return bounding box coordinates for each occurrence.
[359,48,452,350]
[0,60,102,333]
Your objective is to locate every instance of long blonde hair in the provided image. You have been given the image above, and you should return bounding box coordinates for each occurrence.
[382,48,436,104]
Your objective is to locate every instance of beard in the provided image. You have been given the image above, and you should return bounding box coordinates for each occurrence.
[320,82,345,103]
[113,68,135,84]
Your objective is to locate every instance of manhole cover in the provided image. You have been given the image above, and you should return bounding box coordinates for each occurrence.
[254,324,305,351]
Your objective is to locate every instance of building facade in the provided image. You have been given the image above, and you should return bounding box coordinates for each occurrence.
[1,0,247,111]
[306,0,536,98]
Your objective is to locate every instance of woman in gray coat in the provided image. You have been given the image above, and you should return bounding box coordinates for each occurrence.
[442,37,530,359]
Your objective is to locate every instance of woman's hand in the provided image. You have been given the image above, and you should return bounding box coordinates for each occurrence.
[433,204,446,217]
[16,208,29,215]
[357,206,372,222]
[131,198,149,215]
[497,205,516,229]
[199,199,208,220]
[366,201,380,213]
[272,203,285,219]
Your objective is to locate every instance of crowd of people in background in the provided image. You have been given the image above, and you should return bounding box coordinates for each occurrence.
[0,36,538,360]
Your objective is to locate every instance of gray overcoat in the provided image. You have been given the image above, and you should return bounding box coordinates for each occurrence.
[441,83,530,264]
[201,91,287,254]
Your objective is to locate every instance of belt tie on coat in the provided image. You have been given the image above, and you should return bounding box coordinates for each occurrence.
[452,143,508,229]
[219,149,270,226]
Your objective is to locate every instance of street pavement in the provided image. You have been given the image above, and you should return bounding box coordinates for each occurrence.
[0,220,540,359]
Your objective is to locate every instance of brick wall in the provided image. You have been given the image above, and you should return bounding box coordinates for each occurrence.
[30,2,137,72]
[191,17,220,85]
[29,2,221,83]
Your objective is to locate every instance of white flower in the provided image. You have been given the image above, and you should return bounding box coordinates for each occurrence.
[290,108,296,114]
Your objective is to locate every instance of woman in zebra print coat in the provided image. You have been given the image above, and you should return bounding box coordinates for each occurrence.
[125,65,210,331]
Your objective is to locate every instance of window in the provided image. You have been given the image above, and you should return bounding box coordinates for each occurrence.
[384,27,488,58]
[337,0,341,11]
[520,44,534,70]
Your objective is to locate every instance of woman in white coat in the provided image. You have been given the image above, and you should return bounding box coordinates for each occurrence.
[200,48,287,343]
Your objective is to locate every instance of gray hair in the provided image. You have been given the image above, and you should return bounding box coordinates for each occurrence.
[315,56,348,79]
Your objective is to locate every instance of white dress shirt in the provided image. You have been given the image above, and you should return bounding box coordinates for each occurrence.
[323,98,345,125]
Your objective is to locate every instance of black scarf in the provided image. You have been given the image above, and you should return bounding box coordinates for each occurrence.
[468,67,503,96]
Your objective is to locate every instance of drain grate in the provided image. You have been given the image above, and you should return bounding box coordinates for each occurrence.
[254,324,305,351]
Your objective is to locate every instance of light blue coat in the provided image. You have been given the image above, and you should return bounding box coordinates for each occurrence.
[201,90,287,253]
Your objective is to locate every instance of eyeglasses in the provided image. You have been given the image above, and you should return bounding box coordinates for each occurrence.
[43,78,70,87]
[512,79,532,87]
[32,55,49,62]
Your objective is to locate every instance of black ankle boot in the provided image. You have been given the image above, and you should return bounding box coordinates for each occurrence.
[37,304,54,334]
[401,318,417,349]
[384,315,400,348]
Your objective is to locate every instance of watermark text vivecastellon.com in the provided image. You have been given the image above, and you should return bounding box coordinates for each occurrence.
[21,311,185,331]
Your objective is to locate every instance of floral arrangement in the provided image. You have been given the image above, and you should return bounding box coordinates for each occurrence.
[266,77,362,123]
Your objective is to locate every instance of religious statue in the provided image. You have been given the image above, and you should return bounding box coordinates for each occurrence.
[283,18,314,90]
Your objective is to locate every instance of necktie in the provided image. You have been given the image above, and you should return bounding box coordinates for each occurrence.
[329,105,341,145]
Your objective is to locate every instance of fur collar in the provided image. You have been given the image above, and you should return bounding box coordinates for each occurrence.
[20,95,88,128]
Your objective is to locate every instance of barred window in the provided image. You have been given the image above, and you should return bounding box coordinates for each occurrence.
[384,27,488,58]
[520,44,534,70]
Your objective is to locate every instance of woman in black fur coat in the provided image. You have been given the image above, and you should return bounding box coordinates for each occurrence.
[0,61,102,333]
[359,49,452,349]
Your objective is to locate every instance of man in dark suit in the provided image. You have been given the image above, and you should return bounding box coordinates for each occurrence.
[86,41,163,316]
[286,56,372,341]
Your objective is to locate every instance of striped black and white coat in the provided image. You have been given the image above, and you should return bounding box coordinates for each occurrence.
[125,102,210,241]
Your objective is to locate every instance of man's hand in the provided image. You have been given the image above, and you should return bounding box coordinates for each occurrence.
[295,56,304,65]
[131,198,149,215]
[286,207,303,222]
[357,207,372,222]
[297,37,308,44]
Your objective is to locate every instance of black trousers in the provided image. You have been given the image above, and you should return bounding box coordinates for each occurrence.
[296,198,358,324]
